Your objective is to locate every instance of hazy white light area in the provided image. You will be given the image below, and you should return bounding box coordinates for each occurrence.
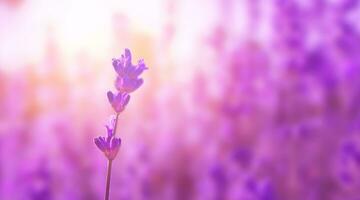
[0,0,165,69]
[0,0,270,82]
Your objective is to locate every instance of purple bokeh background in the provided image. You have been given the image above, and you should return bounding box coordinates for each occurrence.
[1,0,360,199]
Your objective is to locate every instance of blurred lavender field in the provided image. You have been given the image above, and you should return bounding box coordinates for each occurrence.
[1,0,360,199]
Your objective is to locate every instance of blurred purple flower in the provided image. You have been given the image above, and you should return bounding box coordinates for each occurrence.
[231,147,253,168]
[23,159,52,200]
[257,179,277,200]
[107,91,130,113]
[112,48,148,93]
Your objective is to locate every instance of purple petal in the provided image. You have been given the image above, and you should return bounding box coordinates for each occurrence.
[124,48,132,66]
[109,92,128,113]
[113,56,128,76]
[105,125,113,137]
[112,58,119,69]
[106,138,121,160]
[106,135,112,146]
[127,65,137,77]
[111,137,121,149]
[114,92,124,103]
[123,94,130,106]
[119,77,143,93]
[127,60,147,78]
[115,76,124,91]
[107,91,114,103]
[99,137,107,146]
[134,79,144,90]
[137,59,148,71]
[94,137,106,151]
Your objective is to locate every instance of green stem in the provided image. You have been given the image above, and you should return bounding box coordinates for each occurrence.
[104,113,120,200]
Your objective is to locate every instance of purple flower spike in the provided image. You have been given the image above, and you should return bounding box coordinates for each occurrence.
[112,48,148,93]
[94,136,121,160]
[115,76,144,93]
[107,91,131,113]
[94,115,122,160]
[95,49,147,200]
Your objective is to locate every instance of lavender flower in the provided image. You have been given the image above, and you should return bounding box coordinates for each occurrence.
[94,136,121,160]
[94,48,147,200]
[107,91,130,113]
[115,76,144,93]
[95,48,148,158]
[113,49,148,93]
[94,115,121,160]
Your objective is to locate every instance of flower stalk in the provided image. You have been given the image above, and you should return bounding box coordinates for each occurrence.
[104,113,118,200]
[94,48,147,200]
[105,158,113,200]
